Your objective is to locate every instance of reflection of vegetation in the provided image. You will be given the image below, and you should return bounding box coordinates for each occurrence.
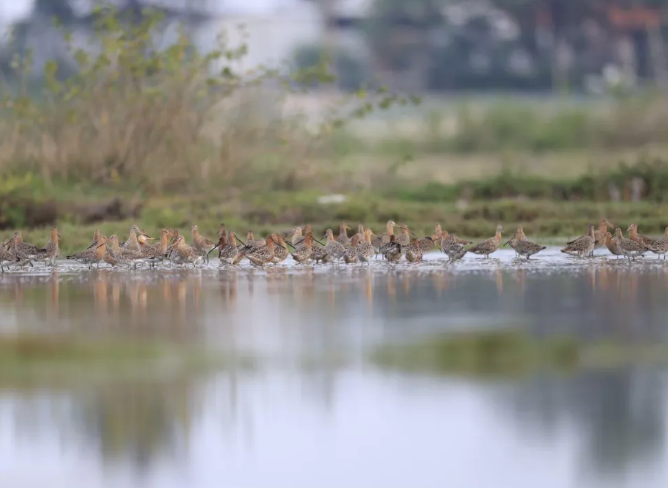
[491,370,666,481]
[0,334,246,383]
[373,329,668,378]
[74,378,195,468]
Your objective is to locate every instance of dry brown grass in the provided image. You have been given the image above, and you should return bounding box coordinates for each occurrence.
[0,9,377,194]
[0,80,326,192]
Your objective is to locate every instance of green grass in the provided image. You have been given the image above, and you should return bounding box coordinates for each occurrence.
[345,94,668,155]
[372,329,668,379]
[6,192,668,255]
[5,151,668,254]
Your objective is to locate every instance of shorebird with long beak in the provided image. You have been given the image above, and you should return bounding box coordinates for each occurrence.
[103,235,125,267]
[382,234,403,263]
[648,227,668,260]
[405,238,423,263]
[192,224,216,263]
[337,222,351,248]
[245,231,266,251]
[561,225,596,258]
[138,229,172,267]
[617,227,651,261]
[113,233,147,268]
[355,224,365,242]
[503,226,525,257]
[12,231,46,259]
[356,228,375,264]
[344,235,359,264]
[85,228,101,250]
[603,231,623,259]
[272,233,290,264]
[7,234,34,268]
[169,235,203,267]
[218,231,240,265]
[0,242,13,272]
[245,235,277,266]
[415,226,440,253]
[468,225,503,258]
[40,227,61,267]
[565,219,613,257]
[164,228,180,259]
[324,229,346,261]
[592,218,614,254]
[511,227,546,260]
[291,226,303,247]
[67,236,108,269]
[122,225,150,252]
[396,225,412,247]
[371,220,396,255]
[628,223,656,249]
[441,231,470,261]
[292,232,315,264]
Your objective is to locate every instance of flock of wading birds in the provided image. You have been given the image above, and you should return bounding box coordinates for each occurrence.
[0,218,666,272]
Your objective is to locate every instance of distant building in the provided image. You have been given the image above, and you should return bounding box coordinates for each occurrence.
[213,0,372,71]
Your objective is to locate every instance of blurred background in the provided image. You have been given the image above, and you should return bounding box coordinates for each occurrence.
[2,0,668,247]
[4,3,668,488]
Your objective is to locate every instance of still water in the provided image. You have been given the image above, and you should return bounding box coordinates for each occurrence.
[2,248,668,488]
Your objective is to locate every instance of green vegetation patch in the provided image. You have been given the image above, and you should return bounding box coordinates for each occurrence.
[392,158,668,203]
[372,329,668,379]
[0,333,248,382]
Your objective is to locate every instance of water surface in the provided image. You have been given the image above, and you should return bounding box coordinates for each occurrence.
[2,248,668,488]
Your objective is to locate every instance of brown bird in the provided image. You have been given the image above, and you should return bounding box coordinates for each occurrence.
[337,222,351,248]
[440,232,471,261]
[246,235,276,266]
[649,227,668,260]
[7,235,33,268]
[468,225,503,258]
[169,235,203,266]
[405,238,423,263]
[603,231,623,259]
[219,232,241,265]
[292,232,315,263]
[566,219,613,257]
[139,229,172,266]
[85,228,102,250]
[324,229,346,260]
[108,234,145,267]
[561,225,596,258]
[0,241,13,272]
[508,226,545,260]
[415,227,440,253]
[40,227,61,267]
[67,236,108,269]
[272,233,290,264]
[356,228,375,264]
[628,223,656,248]
[344,235,359,264]
[617,228,650,261]
[371,220,396,254]
[122,225,150,252]
[382,235,403,263]
[12,231,46,259]
[396,225,412,247]
[192,225,216,263]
